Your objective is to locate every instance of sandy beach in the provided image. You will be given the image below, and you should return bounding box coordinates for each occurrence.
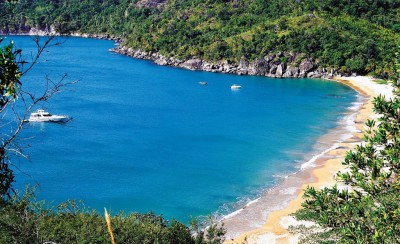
[222,76,394,243]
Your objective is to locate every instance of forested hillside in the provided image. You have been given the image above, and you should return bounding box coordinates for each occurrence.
[1,0,399,77]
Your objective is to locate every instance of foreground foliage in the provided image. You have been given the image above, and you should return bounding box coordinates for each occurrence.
[296,63,400,242]
[0,37,21,202]
[1,0,399,77]
[0,189,225,244]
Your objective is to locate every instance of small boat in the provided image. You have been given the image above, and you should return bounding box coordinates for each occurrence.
[199,81,208,85]
[231,84,242,90]
[28,109,70,123]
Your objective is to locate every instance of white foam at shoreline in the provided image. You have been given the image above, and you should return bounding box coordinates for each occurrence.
[220,196,265,221]
[246,198,260,207]
[221,208,244,220]
[222,77,396,241]
[220,96,361,221]
[300,142,340,169]
[343,111,359,134]
[348,101,364,111]
[220,82,368,226]
[301,96,364,169]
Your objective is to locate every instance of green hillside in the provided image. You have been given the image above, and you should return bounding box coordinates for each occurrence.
[1,0,399,76]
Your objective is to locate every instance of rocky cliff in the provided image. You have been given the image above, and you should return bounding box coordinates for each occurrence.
[111,45,343,79]
[1,28,345,79]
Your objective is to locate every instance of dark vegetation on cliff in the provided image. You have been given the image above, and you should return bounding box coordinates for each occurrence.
[1,0,399,77]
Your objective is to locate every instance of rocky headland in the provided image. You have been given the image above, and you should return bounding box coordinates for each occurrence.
[1,26,351,79]
[111,45,347,79]
[0,27,123,43]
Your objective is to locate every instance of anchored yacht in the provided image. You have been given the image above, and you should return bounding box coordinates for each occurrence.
[28,109,70,123]
[230,84,242,90]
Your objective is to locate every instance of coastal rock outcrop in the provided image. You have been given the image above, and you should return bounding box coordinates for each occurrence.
[110,45,344,79]
[269,64,278,75]
[276,63,286,77]
[0,25,57,36]
[180,59,203,70]
[237,58,249,75]
[283,66,300,78]
[154,56,169,66]
[299,60,315,77]
[248,58,269,76]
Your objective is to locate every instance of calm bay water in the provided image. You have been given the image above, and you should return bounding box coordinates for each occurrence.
[8,36,357,222]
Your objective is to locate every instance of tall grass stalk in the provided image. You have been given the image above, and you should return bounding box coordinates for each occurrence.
[104,208,116,244]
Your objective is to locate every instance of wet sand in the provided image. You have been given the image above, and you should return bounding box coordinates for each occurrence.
[222,76,394,243]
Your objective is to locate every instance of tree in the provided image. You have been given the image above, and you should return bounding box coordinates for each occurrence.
[296,58,400,242]
[0,38,21,202]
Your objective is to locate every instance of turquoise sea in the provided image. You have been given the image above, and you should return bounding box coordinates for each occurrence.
[8,36,357,222]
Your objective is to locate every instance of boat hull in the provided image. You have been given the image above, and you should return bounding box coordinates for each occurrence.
[28,116,70,123]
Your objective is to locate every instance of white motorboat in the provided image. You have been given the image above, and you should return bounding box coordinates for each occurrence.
[231,84,242,90]
[28,109,70,123]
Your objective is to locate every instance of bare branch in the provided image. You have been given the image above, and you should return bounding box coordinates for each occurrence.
[18,36,67,76]
[1,34,75,200]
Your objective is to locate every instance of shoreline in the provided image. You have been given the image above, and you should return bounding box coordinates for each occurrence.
[110,45,342,79]
[4,31,355,80]
[5,33,392,242]
[222,76,393,243]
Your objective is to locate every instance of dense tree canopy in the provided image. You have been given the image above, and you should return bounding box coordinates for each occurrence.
[0,0,399,76]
